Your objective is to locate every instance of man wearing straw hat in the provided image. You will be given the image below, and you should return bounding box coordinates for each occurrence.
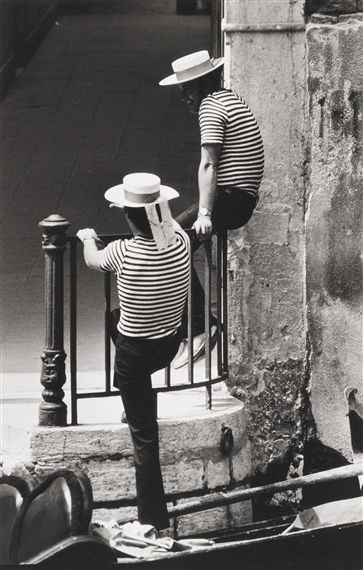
[77,173,190,530]
[160,50,264,368]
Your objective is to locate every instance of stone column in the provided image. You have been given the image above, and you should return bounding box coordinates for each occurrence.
[39,214,70,427]
[223,0,307,472]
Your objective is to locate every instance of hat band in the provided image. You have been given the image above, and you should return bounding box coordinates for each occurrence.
[124,189,160,204]
[175,59,213,83]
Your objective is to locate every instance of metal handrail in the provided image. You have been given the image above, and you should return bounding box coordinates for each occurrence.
[68,230,228,425]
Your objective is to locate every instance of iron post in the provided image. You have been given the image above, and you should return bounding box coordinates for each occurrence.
[39,214,70,426]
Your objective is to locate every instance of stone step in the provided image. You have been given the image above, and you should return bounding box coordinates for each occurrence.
[2,389,252,536]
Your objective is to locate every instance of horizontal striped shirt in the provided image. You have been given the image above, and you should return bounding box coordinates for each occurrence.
[100,229,190,339]
[199,89,264,196]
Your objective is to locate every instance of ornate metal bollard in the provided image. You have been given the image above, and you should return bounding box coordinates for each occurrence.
[39,214,70,426]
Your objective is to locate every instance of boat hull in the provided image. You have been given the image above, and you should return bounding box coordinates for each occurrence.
[113,519,363,570]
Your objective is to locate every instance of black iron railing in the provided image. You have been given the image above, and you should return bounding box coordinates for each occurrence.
[38,215,229,427]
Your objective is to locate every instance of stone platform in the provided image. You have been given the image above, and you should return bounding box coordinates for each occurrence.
[2,385,252,537]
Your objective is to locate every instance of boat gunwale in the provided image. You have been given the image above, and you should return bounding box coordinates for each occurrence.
[113,518,363,565]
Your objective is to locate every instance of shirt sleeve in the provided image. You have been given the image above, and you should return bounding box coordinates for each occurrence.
[100,239,127,273]
[199,96,228,145]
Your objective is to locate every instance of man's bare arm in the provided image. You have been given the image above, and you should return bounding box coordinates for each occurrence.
[77,228,105,272]
[194,143,222,238]
[198,143,221,211]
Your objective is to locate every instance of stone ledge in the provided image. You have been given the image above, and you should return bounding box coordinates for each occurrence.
[2,394,251,535]
[309,13,340,22]
[2,395,250,499]
[309,11,363,22]
[338,11,363,20]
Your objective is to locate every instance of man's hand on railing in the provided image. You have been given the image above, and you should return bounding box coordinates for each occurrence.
[76,228,104,246]
[192,215,213,241]
[76,228,105,271]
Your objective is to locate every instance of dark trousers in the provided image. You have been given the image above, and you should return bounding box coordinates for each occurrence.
[113,332,180,530]
[176,187,257,337]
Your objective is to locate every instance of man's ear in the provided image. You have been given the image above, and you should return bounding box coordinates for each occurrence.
[109,203,123,209]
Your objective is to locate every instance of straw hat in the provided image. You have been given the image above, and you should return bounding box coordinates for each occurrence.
[104,173,179,208]
[159,50,224,86]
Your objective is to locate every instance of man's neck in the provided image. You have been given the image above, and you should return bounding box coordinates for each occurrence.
[132,229,153,239]
[127,217,153,239]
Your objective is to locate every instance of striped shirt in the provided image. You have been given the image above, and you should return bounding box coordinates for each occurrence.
[199,89,264,196]
[100,229,190,339]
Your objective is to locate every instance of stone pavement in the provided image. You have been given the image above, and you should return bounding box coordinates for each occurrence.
[0,1,210,405]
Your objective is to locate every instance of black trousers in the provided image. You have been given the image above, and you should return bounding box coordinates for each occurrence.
[113,332,180,530]
[176,187,257,337]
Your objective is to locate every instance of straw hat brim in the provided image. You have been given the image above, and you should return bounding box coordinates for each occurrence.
[159,57,224,86]
[104,184,179,208]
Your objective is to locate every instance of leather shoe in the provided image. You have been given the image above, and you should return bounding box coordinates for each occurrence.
[172,326,217,369]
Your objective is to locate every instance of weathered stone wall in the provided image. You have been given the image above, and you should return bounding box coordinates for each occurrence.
[224,0,362,483]
[306,11,363,458]
[224,0,307,475]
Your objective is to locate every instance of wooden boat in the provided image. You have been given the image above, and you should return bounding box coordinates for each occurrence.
[4,464,362,568]
[113,512,362,570]
[112,464,363,570]
[19,510,363,569]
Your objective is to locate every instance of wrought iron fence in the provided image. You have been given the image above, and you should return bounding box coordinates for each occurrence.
[38,215,229,427]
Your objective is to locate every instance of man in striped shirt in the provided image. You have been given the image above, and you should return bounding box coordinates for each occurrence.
[160,50,264,367]
[77,173,190,530]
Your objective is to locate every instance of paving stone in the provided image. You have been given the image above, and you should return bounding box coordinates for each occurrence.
[1,5,209,376]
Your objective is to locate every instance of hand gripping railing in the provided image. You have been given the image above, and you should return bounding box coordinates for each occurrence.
[39,216,229,427]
